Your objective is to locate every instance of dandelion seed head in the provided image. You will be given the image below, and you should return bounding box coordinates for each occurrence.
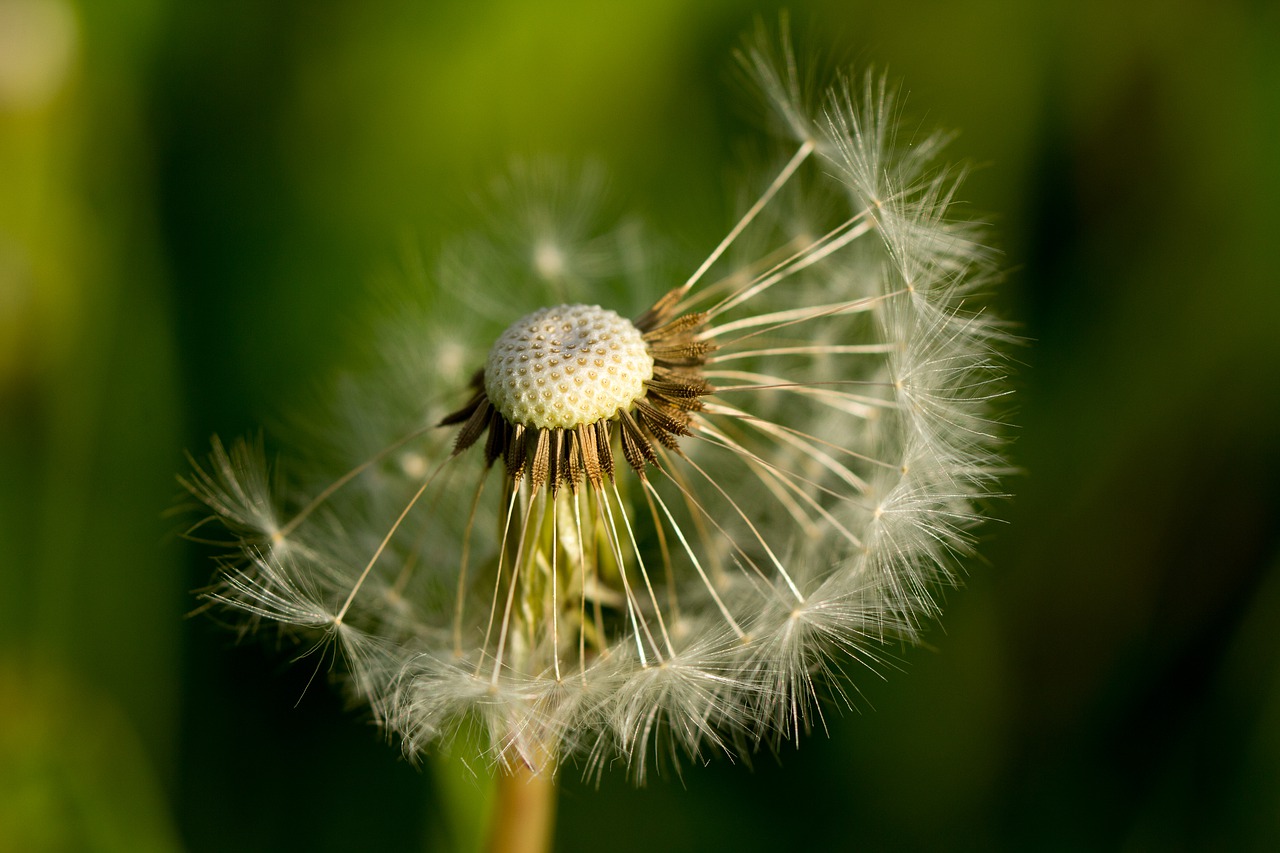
[184,28,1012,782]
[484,304,654,431]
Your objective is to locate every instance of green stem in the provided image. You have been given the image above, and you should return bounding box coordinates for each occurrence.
[486,763,558,853]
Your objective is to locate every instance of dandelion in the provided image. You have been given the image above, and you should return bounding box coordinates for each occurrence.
[184,28,1008,851]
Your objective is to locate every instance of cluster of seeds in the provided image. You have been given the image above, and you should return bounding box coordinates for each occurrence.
[483,305,654,431]
[442,289,713,493]
[184,36,1008,782]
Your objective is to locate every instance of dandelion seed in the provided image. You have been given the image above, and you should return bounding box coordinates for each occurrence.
[184,32,1009,791]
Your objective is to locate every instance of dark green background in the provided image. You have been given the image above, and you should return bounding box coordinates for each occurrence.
[3,0,1278,850]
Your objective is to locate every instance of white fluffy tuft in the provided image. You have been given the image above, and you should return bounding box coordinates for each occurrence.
[185,31,1010,781]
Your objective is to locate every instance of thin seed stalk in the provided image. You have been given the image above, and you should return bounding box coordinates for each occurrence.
[510,487,572,675]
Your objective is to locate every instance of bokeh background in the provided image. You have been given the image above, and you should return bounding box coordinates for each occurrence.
[3,0,1278,850]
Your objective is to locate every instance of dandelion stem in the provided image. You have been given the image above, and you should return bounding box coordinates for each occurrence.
[486,765,557,853]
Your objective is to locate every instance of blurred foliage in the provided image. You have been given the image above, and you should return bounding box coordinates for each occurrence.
[1,0,1277,850]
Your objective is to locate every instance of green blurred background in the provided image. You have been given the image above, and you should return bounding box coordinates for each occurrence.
[2,0,1278,850]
